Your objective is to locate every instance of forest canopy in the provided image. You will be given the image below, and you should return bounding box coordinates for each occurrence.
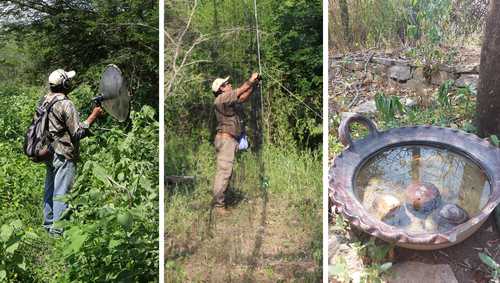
[166,0,322,150]
[0,0,158,106]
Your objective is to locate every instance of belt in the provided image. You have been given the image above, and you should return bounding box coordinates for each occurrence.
[216,132,237,140]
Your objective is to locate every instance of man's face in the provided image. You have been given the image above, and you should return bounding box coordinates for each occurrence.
[219,81,232,93]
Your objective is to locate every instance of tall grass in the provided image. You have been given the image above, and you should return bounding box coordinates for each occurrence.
[329,0,487,52]
[166,135,322,280]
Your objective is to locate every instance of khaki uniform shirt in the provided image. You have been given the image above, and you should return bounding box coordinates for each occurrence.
[42,93,90,160]
[214,90,243,138]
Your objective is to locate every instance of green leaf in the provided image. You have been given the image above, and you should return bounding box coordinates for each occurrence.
[5,242,19,254]
[0,225,13,242]
[10,220,22,230]
[329,262,347,276]
[17,260,26,271]
[490,135,500,147]
[109,239,122,250]
[479,253,499,270]
[140,177,152,190]
[93,164,111,186]
[63,228,88,257]
[117,172,125,182]
[24,231,39,240]
[0,270,6,281]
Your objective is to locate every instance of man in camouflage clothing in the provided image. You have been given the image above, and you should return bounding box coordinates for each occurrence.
[42,69,103,235]
[211,72,260,212]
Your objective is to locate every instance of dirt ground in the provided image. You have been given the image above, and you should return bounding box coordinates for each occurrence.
[394,216,500,283]
[173,192,320,282]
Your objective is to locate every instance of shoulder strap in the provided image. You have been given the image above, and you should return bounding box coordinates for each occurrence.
[45,95,67,112]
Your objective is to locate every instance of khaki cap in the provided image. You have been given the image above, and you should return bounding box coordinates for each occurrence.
[48,69,76,86]
[211,76,230,93]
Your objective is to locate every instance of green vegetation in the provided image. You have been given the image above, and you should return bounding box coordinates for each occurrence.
[479,252,500,281]
[166,0,322,150]
[166,139,322,281]
[166,0,322,280]
[329,214,394,283]
[0,1,158,282]
[330,0,486,54]
[374,92,404,125]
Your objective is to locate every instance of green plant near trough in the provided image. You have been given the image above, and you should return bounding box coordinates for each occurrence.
[437,80,454,108]
[374,92,404,124]
[456,85,476,114]
[479,253,500,281]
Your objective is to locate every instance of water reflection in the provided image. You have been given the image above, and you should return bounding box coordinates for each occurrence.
[355,145,491,234]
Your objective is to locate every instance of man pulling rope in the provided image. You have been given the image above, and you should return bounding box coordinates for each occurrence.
[211,72,261,213]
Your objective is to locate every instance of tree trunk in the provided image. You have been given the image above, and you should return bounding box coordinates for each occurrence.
[339,0,351,44]
[476,0,500,137]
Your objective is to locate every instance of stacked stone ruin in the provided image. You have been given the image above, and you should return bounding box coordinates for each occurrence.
[332,54,479,89]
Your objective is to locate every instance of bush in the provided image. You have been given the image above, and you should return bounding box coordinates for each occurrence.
[0,84,159,282]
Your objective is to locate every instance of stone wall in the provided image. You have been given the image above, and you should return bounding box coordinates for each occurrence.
[332,54,479,90]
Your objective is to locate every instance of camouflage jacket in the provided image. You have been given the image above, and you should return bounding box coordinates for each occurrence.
[41,93,90,160]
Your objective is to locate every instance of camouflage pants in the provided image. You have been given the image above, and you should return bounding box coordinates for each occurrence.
[213,135,238,206]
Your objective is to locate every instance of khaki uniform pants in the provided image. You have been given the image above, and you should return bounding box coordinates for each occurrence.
[213,135,238,206]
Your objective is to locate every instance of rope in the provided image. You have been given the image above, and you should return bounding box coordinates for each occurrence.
[252,1,320,123]
[251,0,267,192]
[253,0,264,114]
[262,70,323,119]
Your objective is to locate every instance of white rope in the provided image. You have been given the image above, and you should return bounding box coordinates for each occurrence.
[251,1,320,120]
[263,71,322,119]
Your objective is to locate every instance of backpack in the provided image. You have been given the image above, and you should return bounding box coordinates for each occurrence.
[23,96,66,162]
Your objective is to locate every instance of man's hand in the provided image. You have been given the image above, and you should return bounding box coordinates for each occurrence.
[91,106,104,118]
[85,106,104,126]
[237,72,261,102]
[249,72,261,84]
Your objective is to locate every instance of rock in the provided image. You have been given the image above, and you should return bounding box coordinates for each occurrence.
[372,57,396,65]
[403,97,417,107]
[372,57,409,66]
[403,79,425,91]
[455,64,479,74]
[436,203,469,232]
[351,100,377,117]
[431,71,455,85]
[329,233,364,281]
[456,74,479,88]
[387,262,458,283]
[371,194,401,220]
[329,233,343,259]
[412,67,427,83]
[405,182,441,215]
[368,64,385,75]
[439,64,456,73]
[331,60,343,68]
[388,65,411,82]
